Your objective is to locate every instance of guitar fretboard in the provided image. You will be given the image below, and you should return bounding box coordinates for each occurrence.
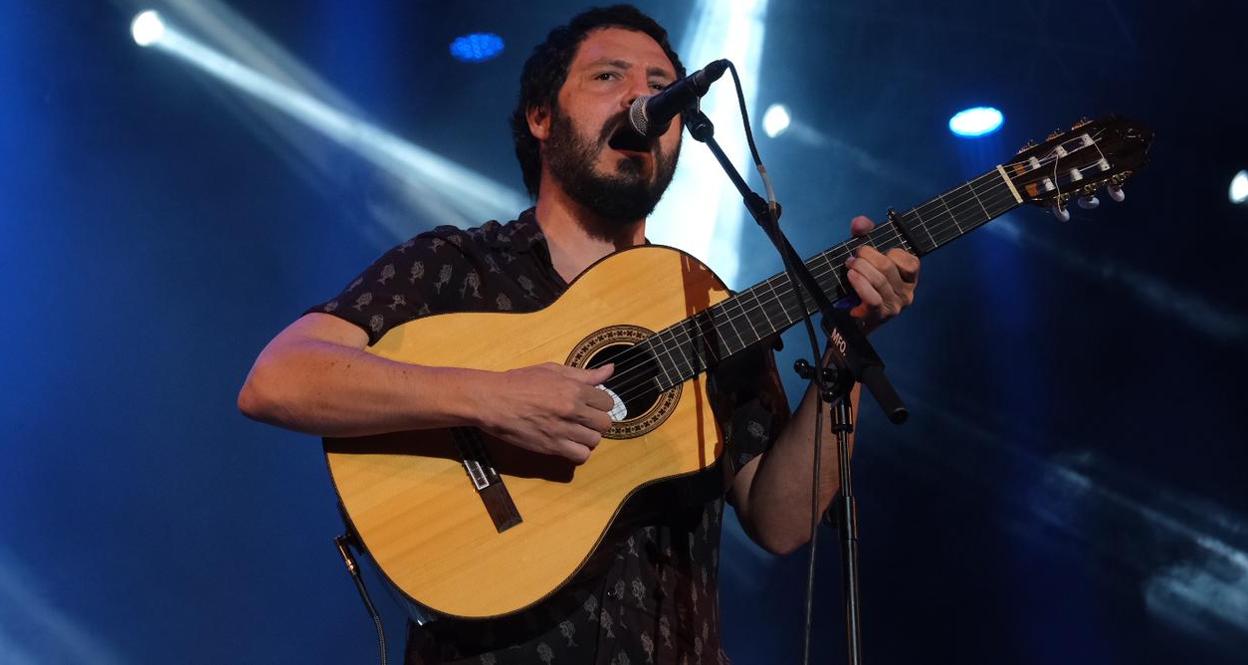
[639,167,1022,390]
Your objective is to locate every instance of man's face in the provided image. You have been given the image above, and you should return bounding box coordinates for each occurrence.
[538,27,683,226]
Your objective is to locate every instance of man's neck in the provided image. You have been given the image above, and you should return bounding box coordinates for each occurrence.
[534,184,646,284]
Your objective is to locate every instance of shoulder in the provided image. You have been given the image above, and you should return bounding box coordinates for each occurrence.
[397,210,540,257]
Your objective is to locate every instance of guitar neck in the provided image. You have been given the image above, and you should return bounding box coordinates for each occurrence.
[643,166,1023,389]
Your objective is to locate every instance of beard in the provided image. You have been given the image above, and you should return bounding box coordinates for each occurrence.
[543,105,680,234]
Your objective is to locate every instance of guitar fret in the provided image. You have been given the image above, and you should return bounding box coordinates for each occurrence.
[738,293,763,341]
[651,332,679,387]
[669,327,694,379]
[772,275,800,321]
[936,193,964,233]
[966,182,992,220]
[910,207,939,250]
[710,306,738,356]
[754,286,778,331]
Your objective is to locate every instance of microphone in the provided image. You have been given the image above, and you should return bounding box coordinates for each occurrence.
[628,59,730,138]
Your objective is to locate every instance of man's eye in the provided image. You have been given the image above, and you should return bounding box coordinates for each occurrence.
[595,72,619,81]
[650,81,669,91]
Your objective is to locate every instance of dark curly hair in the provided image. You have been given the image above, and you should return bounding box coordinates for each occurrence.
[510,5,686,199]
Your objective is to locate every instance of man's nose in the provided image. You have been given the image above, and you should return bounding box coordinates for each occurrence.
[621,74,652,108]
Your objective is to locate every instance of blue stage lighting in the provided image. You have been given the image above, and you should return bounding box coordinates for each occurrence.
[449,33,504,63]
[949,106,1004,138]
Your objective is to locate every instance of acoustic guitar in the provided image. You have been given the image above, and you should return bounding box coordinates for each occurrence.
[325,116,1152,619]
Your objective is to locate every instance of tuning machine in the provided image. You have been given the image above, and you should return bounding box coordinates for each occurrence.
[1046,129,1065,141]
[1077,195,1100,209]
[1107,184,1125,202]
[1071,117,1092,130]
[1016,139,1037,155]
[1051,203,1071,222]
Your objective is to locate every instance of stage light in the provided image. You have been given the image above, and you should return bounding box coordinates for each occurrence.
[949,106,1004,138]
[1230,170,1248,205]
[762,103,790,138]
[130,10,166,47]
[449,33,504,63]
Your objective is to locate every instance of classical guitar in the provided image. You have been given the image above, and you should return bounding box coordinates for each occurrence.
[325,116,1152,619]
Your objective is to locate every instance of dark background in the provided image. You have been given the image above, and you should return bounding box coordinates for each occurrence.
[3,1,1246,663]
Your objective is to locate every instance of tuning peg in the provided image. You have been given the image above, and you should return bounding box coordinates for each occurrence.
[1047,129,1065,141]
[1016,140,1037,155]
[1077,195,1100,209]
[1107,185,1125,202]
[1072,117,1092,130]
[1051,204,1071,222]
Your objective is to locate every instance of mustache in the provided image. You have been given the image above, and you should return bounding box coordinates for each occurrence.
[597,110,631,146]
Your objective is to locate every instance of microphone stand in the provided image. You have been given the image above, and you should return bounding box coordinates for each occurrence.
[686,108,908,665]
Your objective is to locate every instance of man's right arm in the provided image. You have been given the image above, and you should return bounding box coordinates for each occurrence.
[237,313,615,463]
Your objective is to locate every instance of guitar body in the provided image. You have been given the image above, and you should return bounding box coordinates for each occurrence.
[325,245,732,619]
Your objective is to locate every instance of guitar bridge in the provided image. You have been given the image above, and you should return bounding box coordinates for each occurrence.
[451,428,522,532]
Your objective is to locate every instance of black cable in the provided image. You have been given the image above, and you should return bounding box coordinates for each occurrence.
[721,59,831,665]
[724,61,765,168]
[336,533,388,665]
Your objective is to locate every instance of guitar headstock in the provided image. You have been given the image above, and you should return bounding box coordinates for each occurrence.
[1007,115,1153,221]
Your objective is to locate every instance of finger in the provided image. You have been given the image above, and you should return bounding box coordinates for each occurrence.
[587,410,614,433]
[845,269,883,310]
[567,424,603,449]
[847,255,897,303]
[582,386,615,412]
[855,245,899,276]
[572,363,615,385]
[850,215,875,237]
[886,248,920,283]
[855,247,908,296]
[558,440,592,465]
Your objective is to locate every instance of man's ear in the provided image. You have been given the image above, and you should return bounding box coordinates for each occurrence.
[527,105,551,142]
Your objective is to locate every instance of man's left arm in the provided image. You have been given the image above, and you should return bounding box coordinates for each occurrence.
[729,215,920,555]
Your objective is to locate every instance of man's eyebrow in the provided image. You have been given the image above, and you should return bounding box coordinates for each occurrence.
[586,58,675,80]
[646,65,675,81]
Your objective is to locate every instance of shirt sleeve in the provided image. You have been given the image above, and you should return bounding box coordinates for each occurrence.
[710,341,791,474]
[304,227,475,345]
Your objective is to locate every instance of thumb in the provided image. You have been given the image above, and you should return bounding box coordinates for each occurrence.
[850,215,875,237]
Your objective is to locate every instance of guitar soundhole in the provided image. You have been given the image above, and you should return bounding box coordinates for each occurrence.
[566,325,682,440]
[591,343,661,421]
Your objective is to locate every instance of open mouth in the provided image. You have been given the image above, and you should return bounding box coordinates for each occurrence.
[606,125,653,156]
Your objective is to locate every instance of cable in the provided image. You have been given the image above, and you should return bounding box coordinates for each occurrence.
[335,532,388,665]
[722,59,832,665]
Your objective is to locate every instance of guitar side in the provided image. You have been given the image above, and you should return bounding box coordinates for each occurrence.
[325,245,732,619]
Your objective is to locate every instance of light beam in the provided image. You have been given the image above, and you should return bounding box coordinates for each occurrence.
[128,8,527,235]
[650,0,770,287]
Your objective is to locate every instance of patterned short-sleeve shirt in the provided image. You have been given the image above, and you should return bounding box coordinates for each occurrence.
[310,209,789,665]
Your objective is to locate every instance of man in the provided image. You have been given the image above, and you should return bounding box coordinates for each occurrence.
[239,5,919,664]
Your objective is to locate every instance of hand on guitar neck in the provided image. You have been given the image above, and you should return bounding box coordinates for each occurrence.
[843,215,921,333]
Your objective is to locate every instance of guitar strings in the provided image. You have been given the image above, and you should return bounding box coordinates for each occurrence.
[599,181,1025,406]
[593,147,1112,406]
[601,180,1024,403]
[598,178,1020,401]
